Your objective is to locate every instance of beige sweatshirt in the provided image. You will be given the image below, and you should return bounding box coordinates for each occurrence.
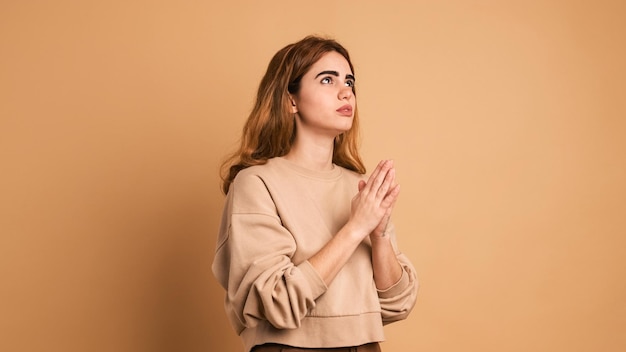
[212,157,418,351]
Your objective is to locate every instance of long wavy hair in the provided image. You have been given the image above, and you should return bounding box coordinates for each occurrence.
[221,35,366,194]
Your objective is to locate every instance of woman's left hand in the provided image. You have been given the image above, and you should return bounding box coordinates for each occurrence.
[358,164,399,239]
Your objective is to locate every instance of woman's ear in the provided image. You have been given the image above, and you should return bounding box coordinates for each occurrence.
[288,95,298,114]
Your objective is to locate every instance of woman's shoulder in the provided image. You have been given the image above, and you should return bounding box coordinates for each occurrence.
[227,163,280,207]
[230,159,285,190]
[234,159,280,179]
[232,162,271,185]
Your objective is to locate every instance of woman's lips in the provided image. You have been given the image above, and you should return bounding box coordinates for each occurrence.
[336,104,353,116]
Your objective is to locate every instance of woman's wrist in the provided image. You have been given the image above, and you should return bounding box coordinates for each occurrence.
[370,232,392,244]
[342,221,371,242]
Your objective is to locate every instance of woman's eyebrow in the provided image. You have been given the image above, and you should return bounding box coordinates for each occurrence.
[314,71,356,81]
[315,70,339,78]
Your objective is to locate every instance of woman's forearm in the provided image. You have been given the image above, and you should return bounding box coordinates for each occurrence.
[308,222,367,286]
[370,235,403,290]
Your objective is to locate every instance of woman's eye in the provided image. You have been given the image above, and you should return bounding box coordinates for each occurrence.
[345,80,355,87]
[321,77,332,84]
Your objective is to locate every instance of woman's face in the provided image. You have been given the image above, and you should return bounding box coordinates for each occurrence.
[290,51,356,139]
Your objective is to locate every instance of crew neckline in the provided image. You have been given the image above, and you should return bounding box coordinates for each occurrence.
[272,157,342,181]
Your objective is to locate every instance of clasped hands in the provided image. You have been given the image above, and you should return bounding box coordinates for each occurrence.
[350,159,400,240]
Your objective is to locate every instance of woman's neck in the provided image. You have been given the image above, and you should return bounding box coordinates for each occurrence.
[283,136,335,171]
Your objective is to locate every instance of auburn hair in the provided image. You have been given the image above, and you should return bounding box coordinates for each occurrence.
[220,35,366,194]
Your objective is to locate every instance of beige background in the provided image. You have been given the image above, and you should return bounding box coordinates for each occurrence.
[1,1,625,351]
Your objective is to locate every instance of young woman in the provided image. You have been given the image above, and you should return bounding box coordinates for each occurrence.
[212,35,418,352]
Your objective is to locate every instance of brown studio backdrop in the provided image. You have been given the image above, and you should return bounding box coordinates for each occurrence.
[1,1,625,351]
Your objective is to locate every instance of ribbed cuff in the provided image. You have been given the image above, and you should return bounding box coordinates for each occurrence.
[376,269,409,299]
[297,260,329,299]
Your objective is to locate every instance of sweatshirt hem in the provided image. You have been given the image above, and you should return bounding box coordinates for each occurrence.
[242,312,385,352]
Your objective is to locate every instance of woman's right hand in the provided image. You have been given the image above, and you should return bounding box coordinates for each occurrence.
[348,160,400,240]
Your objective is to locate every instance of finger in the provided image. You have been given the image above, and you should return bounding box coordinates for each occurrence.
[378,167,397,199]
[376,167,395,200]
[381,184,400,208]
[358,180,366,192]
[368,160,393,195]
[364,160,387,192]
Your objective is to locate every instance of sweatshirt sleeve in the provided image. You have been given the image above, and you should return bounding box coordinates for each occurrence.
[212,172,328,334]
[376,223,419,324]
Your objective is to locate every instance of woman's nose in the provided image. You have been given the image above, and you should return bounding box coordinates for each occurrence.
[338,86,353,100]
